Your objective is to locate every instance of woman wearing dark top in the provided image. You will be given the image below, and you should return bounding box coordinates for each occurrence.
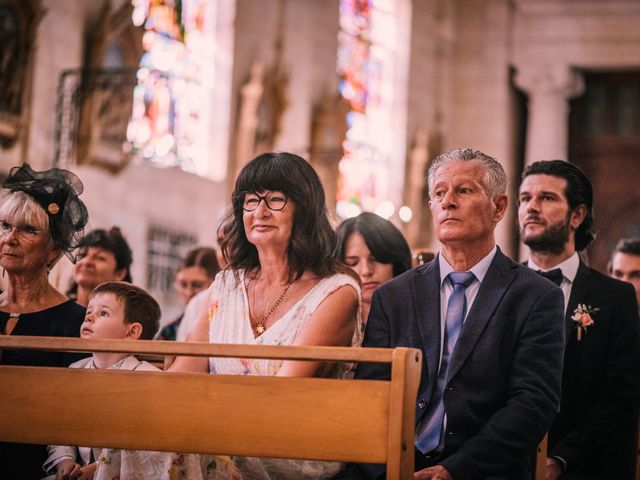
[0,164,89,479]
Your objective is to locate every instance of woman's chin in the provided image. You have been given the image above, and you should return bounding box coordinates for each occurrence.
[76,278,99,290]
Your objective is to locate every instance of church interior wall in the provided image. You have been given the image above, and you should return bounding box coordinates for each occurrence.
[2,0,639,312]
[418,0,520,257]
[228,0,340,183]
[1,0,228,323]
[511,0,640,266]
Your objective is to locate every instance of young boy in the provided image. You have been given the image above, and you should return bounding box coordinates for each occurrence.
[43,281,202,480]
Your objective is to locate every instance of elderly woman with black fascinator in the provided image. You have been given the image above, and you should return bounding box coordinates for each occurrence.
[0,164,89,479]
[171,152,360,479]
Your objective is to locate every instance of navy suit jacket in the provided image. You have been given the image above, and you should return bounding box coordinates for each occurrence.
[549,261,640,479]
[337,248,565,480]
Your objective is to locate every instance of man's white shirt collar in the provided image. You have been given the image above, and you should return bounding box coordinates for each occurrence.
[439,245,497,285]
[527,252,580,284]
[527,252,580,312]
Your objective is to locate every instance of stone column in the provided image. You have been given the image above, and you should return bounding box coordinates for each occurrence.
[234,62,264,180]
[515,65,584,165]
[404,128,429,249]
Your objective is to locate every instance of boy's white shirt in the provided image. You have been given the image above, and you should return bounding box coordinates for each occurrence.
[43,355,159,474]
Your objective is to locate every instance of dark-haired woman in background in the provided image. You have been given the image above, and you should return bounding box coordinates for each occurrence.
[171,152,360,479]
[68,227,133,307]
[336,212,412,332]
[156,246,220,340]
[0,165,89,479]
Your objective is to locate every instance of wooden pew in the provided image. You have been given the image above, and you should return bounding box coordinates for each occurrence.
[0,336,421,480]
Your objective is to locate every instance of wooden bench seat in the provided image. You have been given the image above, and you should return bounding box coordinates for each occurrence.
[0,336,422,479]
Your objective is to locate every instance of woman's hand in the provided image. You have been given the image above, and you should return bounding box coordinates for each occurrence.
[55,459,79,480]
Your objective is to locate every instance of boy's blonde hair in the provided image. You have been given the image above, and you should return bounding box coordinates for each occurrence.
[90,282,160,340]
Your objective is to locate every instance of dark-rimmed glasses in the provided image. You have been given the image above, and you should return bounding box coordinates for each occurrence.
[241,192,289,212]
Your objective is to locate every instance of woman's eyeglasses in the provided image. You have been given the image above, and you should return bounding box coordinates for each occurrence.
[0,220,45,240]
[242,192,289,212]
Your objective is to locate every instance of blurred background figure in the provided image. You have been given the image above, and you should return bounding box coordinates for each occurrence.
[609,237,640,307]
[336,212,412,332]
[67,227,133,307]
[0,164,89,480]
[156,246,220,340]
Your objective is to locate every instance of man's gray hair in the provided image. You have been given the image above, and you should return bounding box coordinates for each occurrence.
[427,148,507,198]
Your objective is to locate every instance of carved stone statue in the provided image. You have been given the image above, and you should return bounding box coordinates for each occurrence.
[234,62,265,177]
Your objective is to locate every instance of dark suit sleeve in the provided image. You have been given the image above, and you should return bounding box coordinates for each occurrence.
[441,285,565,479]
[332,291,393,480]
[356,290,393,379]
[550,282,640,470]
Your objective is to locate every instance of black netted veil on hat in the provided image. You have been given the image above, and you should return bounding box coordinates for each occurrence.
[2,164,89,262]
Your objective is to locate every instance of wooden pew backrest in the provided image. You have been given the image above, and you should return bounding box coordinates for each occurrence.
[0,336,422,480]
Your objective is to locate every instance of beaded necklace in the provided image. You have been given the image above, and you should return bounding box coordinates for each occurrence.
[246,278,292,336]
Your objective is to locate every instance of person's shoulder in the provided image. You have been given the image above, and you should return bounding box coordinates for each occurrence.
[489,252,564,303]
[136,360,162,372]
[47,300,86,332]
[511,260,554,285]
[127,355,161,371]
[215,268,235,283]
[325,271,360,287]
[69,356,92,369]
[376,262,428,296]
[215,267,245,291]
[313,273,360,301]
[54,299,86,316]
[584,265,637,300]
[493,251,556,287]
[586,265,624,287]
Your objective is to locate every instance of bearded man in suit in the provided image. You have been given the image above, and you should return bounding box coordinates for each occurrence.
[335,148,565,480]
[518,160,640,480]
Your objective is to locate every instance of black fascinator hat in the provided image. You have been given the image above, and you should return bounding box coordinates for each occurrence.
[2,164,89,262]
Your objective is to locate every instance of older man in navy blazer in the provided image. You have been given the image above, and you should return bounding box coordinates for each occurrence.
[335,148,565,480]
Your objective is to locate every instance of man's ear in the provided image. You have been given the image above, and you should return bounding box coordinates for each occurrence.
[570,205,587,230]
[126,322,143,340]
[492,194,509,223]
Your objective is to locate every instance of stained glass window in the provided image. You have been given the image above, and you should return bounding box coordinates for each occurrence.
[336,0,410,220]
[127,0,219,176]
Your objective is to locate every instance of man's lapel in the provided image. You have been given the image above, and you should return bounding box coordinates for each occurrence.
[564,260,591,345]
[412,259,442,402]
[446,249,517,382]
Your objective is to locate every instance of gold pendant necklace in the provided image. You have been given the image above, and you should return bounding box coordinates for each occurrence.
[246,278,292,336]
